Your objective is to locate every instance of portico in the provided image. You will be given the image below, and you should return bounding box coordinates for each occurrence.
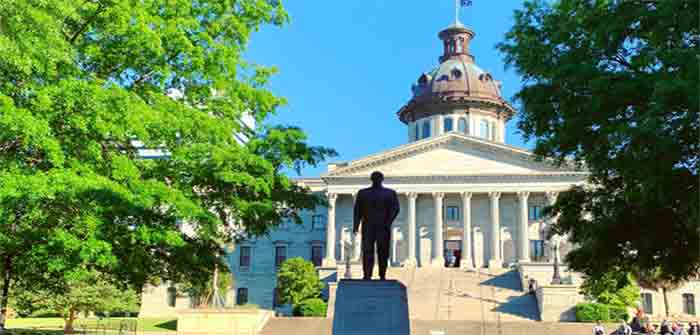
[318,134,586,269]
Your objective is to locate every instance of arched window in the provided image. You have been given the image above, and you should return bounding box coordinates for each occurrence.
[414,123,420,140]
[458,118,468,134]
[422,121,431,139]
[480,120,489,139]
[443,118,453,132]
[684,293,696,315]
[167,287,177,308]
[457,37,464,53]
[641,293,653,314]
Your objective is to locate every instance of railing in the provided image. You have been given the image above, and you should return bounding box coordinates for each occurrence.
[75,318,138,335]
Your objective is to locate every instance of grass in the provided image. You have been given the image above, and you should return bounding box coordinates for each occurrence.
[6,318,177,333]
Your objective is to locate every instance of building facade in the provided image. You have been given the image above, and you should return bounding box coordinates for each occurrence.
[139,22,699,322]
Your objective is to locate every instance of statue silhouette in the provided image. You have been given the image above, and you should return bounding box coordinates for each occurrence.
[353,171,400,280]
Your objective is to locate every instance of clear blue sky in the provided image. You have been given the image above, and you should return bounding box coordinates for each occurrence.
[245,1,534,177]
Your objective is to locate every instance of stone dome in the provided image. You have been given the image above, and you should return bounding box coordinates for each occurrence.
[412,59,504,102]
[398,23,515,125]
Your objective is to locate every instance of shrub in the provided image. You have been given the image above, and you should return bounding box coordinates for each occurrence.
[609,305,628,322]
[576,303,610,322]
[293,298,327,317]
[576,303,629,322]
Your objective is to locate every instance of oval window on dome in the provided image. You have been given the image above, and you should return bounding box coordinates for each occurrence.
[444,118,453,132]
[451,68,462,79]
[418,74,430,85]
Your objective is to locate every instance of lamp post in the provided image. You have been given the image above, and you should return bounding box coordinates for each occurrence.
[550,234,562,285]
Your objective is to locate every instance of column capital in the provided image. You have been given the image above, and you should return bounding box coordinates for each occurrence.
[517,191,531,200]
[460,191,473,200]
[545,191,559,204]
[327,192,338,201]
[351,191,358,199]
[488,191,501,200]
[406,192,419,200]
[432,192,445,199]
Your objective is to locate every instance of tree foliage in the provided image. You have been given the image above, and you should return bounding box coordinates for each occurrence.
[0,0,335,328]
[498,0,699,282]
[276,258,324,310]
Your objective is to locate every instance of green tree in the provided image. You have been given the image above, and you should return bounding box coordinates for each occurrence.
[498,0,699,282]
[580,269,640,308]
[276,258,324,314]
[0,0,335,330]
[13,271,138,333]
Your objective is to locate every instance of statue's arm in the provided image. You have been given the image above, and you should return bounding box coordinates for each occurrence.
[353,192,361,234]
[389,190,400,225]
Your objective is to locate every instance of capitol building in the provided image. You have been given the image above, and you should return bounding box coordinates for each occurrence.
[140,21,700,323]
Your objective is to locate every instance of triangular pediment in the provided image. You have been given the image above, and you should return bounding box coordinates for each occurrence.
[324,133,581,178]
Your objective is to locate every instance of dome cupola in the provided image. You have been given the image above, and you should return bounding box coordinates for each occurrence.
[398,23,516,144]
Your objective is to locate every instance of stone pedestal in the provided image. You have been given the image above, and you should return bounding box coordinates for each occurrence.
[332,280,410,335]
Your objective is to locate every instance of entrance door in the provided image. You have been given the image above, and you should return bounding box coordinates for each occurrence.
[444,240,461,268]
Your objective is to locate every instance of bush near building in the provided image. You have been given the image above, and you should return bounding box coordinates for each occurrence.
[276,258,325,316]
[576,302,629,322]
[293,298,327,317]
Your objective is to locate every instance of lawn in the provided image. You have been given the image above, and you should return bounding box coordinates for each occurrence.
[6,318,177,333]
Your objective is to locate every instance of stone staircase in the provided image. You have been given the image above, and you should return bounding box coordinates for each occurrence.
[385,266,540,322]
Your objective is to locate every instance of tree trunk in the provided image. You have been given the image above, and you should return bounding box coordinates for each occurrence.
[64,309,76,334]
[662,287,670,318]
[0,255,13,333]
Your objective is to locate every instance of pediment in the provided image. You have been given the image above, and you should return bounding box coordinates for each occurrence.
[324,133,580,178]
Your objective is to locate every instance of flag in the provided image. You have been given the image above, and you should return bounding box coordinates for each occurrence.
[461,0,473,7]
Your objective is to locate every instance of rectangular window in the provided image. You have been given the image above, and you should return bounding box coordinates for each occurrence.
[236,288,248,305]
[641,293,653,315]
[311,245,323,267]
[275,246,287,267]
[312,215,325,230]
[445,206,460,221]
[240,246,251,268]
[480,120,489,139]
[528,205,541,220]
[530,240,545,262]
[684,294,695,315]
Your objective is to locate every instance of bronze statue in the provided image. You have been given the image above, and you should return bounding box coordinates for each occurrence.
[353,171,400,280]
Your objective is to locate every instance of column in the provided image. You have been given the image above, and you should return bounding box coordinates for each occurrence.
[488,192,502,270]
[406,192,418,267]
[518,191,531,263]
[352,192,362,262]
[460,192,473,269]
[437,115,444,135]
[322,193,337,267]
[391,226,400,266]
[432,192,445,266]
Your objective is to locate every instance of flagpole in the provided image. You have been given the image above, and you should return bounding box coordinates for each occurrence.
[455,0,460,25]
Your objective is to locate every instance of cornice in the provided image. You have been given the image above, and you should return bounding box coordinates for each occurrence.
[321,173,588,186]
[323,133,581,178]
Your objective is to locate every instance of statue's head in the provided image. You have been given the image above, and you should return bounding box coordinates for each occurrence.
[370,171,384,185]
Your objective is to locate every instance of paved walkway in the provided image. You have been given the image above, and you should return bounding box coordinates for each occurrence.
[259,318,611,335]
